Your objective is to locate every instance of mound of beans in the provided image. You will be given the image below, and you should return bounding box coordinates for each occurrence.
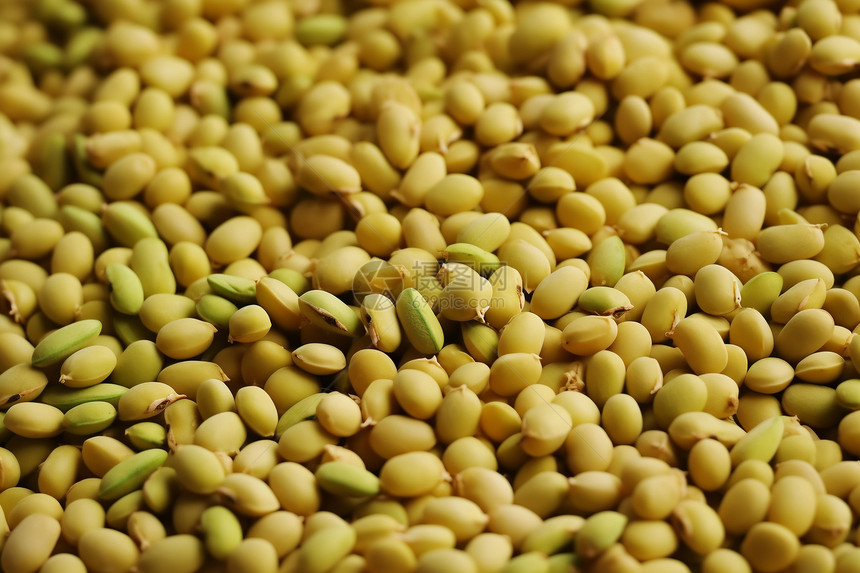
[5,0,860,571]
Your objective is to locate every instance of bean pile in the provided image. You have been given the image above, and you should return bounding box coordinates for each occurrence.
[3,0,860,571]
